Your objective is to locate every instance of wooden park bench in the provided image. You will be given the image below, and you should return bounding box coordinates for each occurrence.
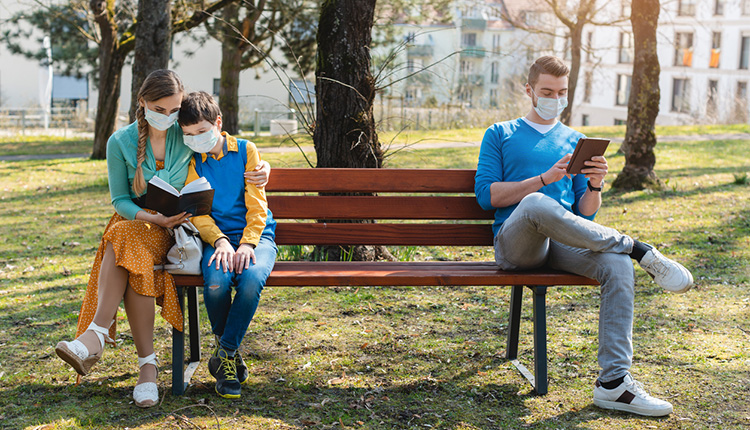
[170,168,598,396]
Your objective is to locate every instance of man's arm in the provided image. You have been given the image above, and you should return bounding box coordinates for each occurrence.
[489,153,573,208]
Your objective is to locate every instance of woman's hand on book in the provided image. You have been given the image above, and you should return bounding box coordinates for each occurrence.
[137,210,190,228]
[209,238,235,273]
[244,160,271,188]
[234,244,256,274]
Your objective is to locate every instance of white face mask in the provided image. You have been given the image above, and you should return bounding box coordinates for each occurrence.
[183,127,219,153]
[144,103,179,131]
[531,88,568,120]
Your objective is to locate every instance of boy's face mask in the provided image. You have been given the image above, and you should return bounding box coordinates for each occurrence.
[183,125,219,153]
[144,102,179,131]
[531,88,568,120]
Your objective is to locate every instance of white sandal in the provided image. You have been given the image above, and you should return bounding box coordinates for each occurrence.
[55,321,112,376]
[133,353,160,408]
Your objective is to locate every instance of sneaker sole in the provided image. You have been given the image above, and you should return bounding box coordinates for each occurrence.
[215,386,241,399]
[594,398,673,417]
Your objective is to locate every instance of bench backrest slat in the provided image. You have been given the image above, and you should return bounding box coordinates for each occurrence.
[265,168,493,247]
[269,196,494,220]
[274,223,494,246]
[266,168,477,193]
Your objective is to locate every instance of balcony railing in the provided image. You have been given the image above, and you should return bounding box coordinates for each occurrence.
[407,44,434,57]
[459,73,485,87]
[462,18,487,30]
[460,46,485,58]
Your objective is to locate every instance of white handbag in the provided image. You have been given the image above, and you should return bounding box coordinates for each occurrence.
[155,221,203,275]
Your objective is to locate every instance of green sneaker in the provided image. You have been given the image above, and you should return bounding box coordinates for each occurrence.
[207,347,241,399]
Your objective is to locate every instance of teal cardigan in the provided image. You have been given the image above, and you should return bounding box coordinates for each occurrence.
[106,121,193,220]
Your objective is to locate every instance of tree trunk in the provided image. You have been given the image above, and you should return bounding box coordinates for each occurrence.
[129,0,172,122]
[560,22,583,125]
[612,0,661,190]
[219,2,242,135]
[90,0,127,160]
[313,0,387,262]
[314,0,381,168]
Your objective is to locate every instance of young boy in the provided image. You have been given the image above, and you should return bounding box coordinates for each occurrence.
[179,91,277,399]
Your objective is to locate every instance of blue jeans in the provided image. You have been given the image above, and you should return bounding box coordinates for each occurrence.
[494,193,636,383]
[202,234,277,351]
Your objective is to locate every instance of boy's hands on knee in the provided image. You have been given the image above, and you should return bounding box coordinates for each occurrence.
[234,244,256,274]
[244,160,271,188]
[209,238,235,273]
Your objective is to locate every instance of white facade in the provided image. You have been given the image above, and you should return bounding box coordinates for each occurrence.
[0,3,299,129]
[385,2,558,109]
[574,0,750,126]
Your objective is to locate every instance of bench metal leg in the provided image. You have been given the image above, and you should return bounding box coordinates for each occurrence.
[184,286,201,389]
[531,286,548,395]
[506,285,523,360]
[172,285,202,396]
[172,286,186,395]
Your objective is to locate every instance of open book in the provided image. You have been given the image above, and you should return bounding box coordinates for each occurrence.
[144,176,215,217]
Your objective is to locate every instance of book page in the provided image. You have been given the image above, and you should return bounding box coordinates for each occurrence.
[148,176,179,197]
[181,177,212,195]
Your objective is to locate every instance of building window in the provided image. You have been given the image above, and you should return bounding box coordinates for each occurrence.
[735,82,748,122]
[582,114,590,126]
[404,32,416,43]
[714,0,724,15]
[462,33,477,47]
[614,119,627,125]
[672,78,691,113]
[740,36,750,69]
[616,74,632,106]
[492,34,501,52]
[490,88,499,107]
[744,0,750,15]
[213,78,221,96]
[407,58,422,73]
[710,32,721,68]
[674,32,694,66]
[619,32,634,63]
[460,60,474,75]
[586,31,594,63]
[490,61,499,84]
[678,0,696,16]
[405,88,421,105]
[584,70,592,103]
[458,88,473,105]
[707,80,719,119]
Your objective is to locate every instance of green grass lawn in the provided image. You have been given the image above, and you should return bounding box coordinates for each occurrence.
[0,130,749,429]
[2,122,747,157]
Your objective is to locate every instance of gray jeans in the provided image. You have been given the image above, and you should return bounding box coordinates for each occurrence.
[494,193,635,382]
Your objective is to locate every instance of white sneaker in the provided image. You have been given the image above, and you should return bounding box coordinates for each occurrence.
[638,248,693,293]
[593,374,673,417]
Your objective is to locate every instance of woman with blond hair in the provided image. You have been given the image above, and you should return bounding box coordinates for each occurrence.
[55,69,268,407]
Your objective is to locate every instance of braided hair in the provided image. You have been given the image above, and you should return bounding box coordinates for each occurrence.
[132,69,184,195]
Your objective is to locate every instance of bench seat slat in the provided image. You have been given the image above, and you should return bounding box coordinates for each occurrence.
[266,168,477,193]
[269,196,494,220]
[274,223,494,246]
[173,261,596,287]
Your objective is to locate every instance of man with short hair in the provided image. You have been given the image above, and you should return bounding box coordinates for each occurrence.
[474,56,693,417]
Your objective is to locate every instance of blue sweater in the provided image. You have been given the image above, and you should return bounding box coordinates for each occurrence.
[192,137,276,241]
[474,118,594,237]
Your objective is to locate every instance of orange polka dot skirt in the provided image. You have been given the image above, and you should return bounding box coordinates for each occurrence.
[75,214,184,340]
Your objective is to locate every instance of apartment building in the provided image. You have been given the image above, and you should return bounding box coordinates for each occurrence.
[574,0,750,126]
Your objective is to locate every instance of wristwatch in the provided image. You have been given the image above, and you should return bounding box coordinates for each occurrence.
[587,180,603,192]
